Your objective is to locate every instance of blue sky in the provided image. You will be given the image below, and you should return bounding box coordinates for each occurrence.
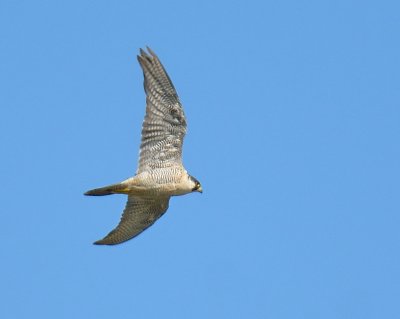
[1,0,399,318]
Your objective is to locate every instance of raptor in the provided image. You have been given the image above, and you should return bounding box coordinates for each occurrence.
[85,47,202,245]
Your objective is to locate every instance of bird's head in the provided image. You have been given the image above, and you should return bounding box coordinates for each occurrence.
[189,175,202,193]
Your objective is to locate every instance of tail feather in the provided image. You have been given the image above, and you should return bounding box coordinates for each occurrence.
[84,183,129,196]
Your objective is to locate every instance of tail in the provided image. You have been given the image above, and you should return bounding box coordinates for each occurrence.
[84,183,130,196]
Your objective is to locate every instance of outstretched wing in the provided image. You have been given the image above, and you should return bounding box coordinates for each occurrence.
[94,196,170,245]
[136,47,187,173]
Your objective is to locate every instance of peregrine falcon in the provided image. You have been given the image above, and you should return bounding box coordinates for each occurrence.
[84,47,202,245]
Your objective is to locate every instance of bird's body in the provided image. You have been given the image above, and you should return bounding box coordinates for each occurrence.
[85,47,202,245]
[85,167,195,197]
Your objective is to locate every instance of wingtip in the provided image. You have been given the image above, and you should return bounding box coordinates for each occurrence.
[93,238,112,245]
[146,46,156,57]
[138,48,153,65]
[93,236,122,246]
[139,46,157,59]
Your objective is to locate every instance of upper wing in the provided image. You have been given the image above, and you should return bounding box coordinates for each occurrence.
[136,47,187,173]
[94,196,170,245]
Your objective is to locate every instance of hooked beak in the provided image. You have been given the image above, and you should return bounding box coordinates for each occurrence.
[197,185,203,193]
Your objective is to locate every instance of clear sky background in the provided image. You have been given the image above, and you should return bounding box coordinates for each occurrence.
[1,1,399,318]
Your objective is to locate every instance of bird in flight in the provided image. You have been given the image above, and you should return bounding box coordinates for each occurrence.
[85,47,202,245]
